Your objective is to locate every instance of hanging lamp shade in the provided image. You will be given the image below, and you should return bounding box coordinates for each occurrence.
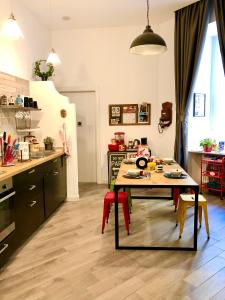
[130,0,167,55]
[2,13,24,40]
[46,48,61,65]
[130,25,167,55]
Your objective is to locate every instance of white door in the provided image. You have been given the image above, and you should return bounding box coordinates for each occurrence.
[61,91,97,183]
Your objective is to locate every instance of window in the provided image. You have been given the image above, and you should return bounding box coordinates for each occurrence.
[187,22,225,151]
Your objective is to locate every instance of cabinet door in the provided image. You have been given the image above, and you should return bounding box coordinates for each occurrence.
[0,232,17,268]
[44,156,67,218]
[14,166,45,246]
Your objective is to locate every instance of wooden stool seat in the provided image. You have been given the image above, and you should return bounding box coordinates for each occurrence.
[176,194,210,239]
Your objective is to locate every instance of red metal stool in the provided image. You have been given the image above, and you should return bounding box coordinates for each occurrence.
[102,191,130,235]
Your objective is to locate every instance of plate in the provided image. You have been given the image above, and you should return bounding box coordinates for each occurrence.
[123,174,142,179]
[164,173,187,179]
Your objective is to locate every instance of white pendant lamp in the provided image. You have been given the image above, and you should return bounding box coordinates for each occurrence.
[130,0,167,55]
[47,48,61,65]
[46,0,61,65]
[2,13,24,40]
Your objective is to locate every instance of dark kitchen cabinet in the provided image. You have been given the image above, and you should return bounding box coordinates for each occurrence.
[44,155,67,218]
[13,165,45,246]
[0,154,67,268]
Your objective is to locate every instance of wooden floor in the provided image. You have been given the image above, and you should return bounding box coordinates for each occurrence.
[1,183,225,299]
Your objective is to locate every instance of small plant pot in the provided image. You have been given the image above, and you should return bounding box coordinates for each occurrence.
[203,145,212,152]
[44,143,53,151]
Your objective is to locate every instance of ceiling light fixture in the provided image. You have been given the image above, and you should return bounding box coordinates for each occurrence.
[47,48,61,65]
[2,12,24,40]
[130,0,167,55]
[46,0,61,65]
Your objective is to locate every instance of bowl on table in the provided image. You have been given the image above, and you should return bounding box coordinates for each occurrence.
[168,169,182,178]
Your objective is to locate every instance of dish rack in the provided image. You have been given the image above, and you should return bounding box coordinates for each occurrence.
[201,156,225,199]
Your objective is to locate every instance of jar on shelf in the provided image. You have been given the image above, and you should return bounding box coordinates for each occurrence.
[114,132,125,145]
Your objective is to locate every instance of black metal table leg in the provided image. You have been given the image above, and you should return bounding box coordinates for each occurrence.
[194,186,199,250]
[114,185,119,249]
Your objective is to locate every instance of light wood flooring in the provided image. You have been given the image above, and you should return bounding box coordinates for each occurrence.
[1,183,225,299]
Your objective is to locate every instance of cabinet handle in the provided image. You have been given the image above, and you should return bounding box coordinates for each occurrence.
[0,191,16,203]
[0,244,8,254]
[53,171,59,176]
[29,185,36,191]
[30,200,37,207]
[28,169,35,174]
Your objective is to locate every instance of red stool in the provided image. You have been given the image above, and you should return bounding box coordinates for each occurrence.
[102,191,130,235]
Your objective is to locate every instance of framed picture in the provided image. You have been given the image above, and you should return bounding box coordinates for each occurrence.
[109,103,151,126]
[138,103,151,124]
[122,104,138,124]
[193,93,206,117]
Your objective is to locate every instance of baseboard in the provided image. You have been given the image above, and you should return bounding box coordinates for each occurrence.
[66,195,80,201]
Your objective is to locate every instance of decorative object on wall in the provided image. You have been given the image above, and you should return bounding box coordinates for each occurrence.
[193,93,206,117]
[109,103,151,126]
[60,109,67,118]
[158,102,172,133]
[46,0,61,65]
[1,13,24,40]
[34,60,54,81]
[129,0,167,55]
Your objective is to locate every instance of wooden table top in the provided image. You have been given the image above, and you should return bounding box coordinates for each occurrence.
[115,161,198,187]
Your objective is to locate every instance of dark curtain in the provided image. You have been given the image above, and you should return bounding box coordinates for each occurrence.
[174,0,211,168]
[214,0,225,73]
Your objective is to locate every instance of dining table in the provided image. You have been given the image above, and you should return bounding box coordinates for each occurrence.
[114,160,199,251]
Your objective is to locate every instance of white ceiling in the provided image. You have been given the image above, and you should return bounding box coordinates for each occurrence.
[21,0,197,30]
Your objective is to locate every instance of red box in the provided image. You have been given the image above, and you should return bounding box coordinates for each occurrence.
[108,144,119,151]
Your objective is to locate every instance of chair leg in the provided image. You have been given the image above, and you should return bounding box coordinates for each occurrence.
[122,201,130,235]
[199,206,202,228]
[176,199,182,226]
[203,203,210,239]
[102,200,110,234]
[173,188,180,212]
[179,205,187,238]
[125,187,132,213]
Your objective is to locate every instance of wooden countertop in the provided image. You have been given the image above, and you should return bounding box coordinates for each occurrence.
[0,149,64,181]
[115,161,198,187]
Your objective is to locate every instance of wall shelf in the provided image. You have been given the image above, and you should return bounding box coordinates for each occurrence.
[0,105,41,111]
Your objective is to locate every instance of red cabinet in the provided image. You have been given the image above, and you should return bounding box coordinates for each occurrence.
[201,156,225,199]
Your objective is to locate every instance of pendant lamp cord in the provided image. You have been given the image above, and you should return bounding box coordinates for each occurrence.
[146,0,150,26]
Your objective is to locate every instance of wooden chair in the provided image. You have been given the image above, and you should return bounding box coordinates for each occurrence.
[176,193,210,239]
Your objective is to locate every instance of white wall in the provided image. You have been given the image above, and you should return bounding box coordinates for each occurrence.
[52,18,175,183]
[0,0,50,79]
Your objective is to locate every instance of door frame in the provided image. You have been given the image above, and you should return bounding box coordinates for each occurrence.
[58,86,101,184]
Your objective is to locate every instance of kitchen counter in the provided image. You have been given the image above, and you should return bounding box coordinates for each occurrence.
[0,149,65,181]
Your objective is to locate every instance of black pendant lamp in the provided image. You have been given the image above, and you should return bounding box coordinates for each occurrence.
[130,0,167,55]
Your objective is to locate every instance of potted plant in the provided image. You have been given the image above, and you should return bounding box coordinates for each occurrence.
[34,60,54,81]
[200,138,216,152]
[43,136,54,151]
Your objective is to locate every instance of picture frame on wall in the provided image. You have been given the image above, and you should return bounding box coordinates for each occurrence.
[193,93,206,117]
[138,103,151,124]
[109,103,151,126]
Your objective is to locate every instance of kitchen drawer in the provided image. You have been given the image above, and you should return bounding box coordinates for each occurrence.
[13,166,43,191]
[15,193,45,246]
[0,232,16,268]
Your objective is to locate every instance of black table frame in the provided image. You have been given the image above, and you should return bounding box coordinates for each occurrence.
[114,184,199,251]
